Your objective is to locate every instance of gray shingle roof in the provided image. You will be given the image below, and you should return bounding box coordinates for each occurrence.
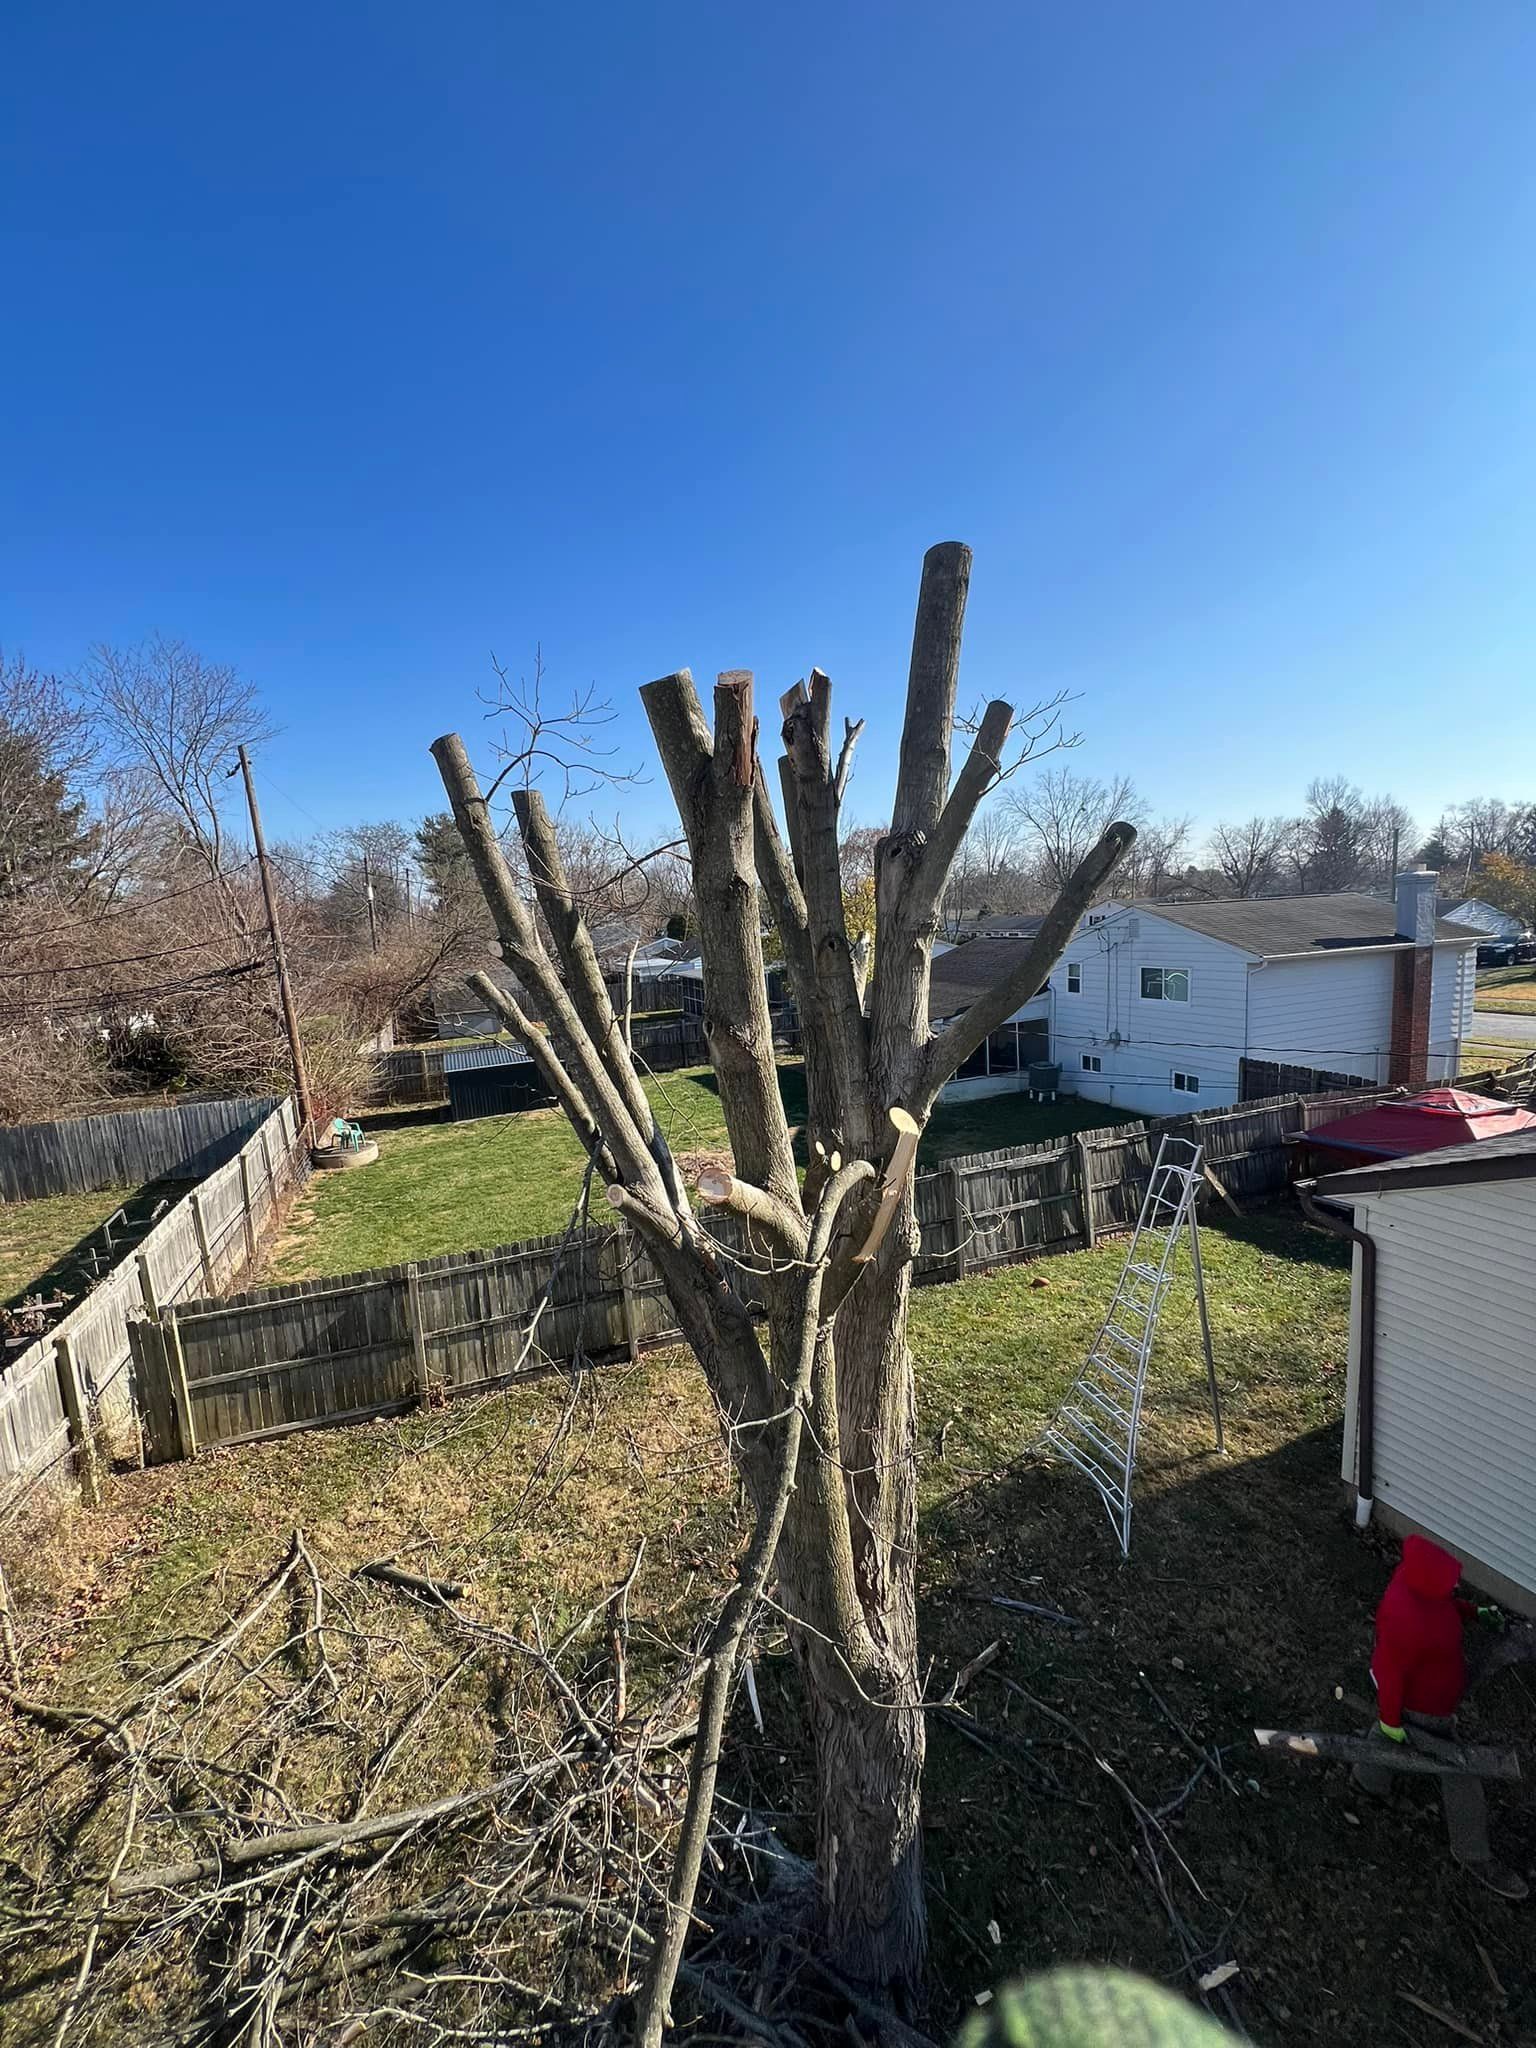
[929,937,1043,1021]
[1129,892,1477,957]
[1313,1126,1536,1196]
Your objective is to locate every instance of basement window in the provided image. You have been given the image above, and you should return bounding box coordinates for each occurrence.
[1081,1054,1102,1073]
[1066,961,1082,993]
[1140,966,1190,1002]
[1171,1071,1200,1093]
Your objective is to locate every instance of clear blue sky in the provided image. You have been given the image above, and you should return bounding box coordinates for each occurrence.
[4,3,1534,849]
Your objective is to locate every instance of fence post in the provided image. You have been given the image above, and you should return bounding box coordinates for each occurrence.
[1074,1134,1097,1250]
[190,1191,215,1292]
[420,1049,432,1102]
[136,1250,160,1320]
[405,1264,432,1405]
[53,1335,102,1508]
[947,1165,968,1279]
[238,1152,258,1265]
[165,1309,199,1459]
[617,1229,641,1362]
[261,1127,279,1207]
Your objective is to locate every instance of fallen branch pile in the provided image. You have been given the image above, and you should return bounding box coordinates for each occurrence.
[0,1528,831,2047]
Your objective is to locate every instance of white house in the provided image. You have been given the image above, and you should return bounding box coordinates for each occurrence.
[1304,1129,1536,1614]
[1044,874,1479,1118]
[1437,896,1525,943]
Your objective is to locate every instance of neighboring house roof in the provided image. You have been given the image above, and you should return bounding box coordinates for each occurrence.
[1116,891,1477,958]
[948,913,1047,942]
[1312,1125,1536,1196]
[928,937,1042,1023]
[1437,897,1525,936]
[1305,1087,1536,1161]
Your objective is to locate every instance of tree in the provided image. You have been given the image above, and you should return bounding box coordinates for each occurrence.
[1475,851,1536,929]
[0,651,98,899]
[430,545,1133,2012]
[1207,815,1286,897]
[80,634,275,938]
[1007,767,1146,895]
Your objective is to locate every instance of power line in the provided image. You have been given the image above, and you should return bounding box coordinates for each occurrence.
[0,859,258,943]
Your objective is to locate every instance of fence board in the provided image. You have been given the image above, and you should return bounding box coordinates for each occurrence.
[0,1095,279,1203]
[2,1098,308,1519]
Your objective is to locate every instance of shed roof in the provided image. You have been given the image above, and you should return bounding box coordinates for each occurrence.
[442,1041,534,1074]
[1312,1124,1536,1196]
[1123,892,1477,957]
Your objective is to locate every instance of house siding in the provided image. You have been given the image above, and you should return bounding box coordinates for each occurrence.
[1246,953,1396,1086]
[1049,910,1247,1117]
[1340,1180,1536,1607]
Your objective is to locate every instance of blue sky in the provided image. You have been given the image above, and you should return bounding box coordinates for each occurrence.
[4,3,1534,851]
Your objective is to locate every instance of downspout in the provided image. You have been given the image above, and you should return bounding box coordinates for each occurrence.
[1297,1182,1377,1527]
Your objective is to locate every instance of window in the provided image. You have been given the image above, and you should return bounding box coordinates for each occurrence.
[1140,966,1190,1003]
[986,1025,1020,1074]
[1081,1054,1102,1073]
[1066,961,1082,993]
[1086,912,1106,926]
[1171,1070,1200,1094]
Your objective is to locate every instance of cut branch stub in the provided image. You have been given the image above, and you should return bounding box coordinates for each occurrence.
[852,1108,922,1265]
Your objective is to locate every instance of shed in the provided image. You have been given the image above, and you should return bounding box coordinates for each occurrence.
[1304,1130,1536,1614]
[442,1042,554,1122]
[1295,1086,1536,1175]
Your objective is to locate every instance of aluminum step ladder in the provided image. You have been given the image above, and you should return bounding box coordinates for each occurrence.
[1039,1134,1223,1556]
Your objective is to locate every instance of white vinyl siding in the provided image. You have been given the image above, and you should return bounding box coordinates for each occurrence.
[1050,910,1247,1116]
[1341,1180,1536,1605]
[1245,953,1394,1084]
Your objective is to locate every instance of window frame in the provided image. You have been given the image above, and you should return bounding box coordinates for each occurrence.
[1081,1053,1102,1073]
[1140,965,1191,1003]
[1066,960,1082,994]
[1171,1070,1200,1094]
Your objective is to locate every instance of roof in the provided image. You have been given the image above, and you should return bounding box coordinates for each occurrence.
[946,914,1047,942]
[442,1041,534,1074]
[1305,1087,1536,1161]
[1312,1125,1536,1197]
[1119,891,1478,958]
[928,936,1041,1022]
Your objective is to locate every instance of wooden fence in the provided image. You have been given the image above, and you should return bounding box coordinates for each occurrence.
[0,1099,309,1521]
[125,1085,1393,1462]
[0,1094,281,1202]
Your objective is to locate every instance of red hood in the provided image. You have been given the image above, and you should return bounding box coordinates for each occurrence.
[1399,1533,1462,1599]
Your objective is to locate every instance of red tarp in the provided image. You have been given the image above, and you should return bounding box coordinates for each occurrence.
[1305,1087,1536,1159]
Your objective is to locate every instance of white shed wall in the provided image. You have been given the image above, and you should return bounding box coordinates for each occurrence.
[1340,1178,1536,1604]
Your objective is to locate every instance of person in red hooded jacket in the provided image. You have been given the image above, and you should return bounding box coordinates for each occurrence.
[1355,1534,1528,1900]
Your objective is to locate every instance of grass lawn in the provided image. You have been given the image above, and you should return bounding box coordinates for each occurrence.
[1462,1036,1534,1075]
[269,1063,1134,1281]
[1476,963,1536,1013]
[0,1186,137,1308]
[11,1209,1530,2042]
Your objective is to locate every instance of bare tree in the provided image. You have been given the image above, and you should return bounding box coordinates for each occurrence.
[1008,766,1146,895]
[80,635,275,937]
[1207,814,1287,897]
[0,651,98,900]
[431,545,1133,2012]
[943,803,1027,931]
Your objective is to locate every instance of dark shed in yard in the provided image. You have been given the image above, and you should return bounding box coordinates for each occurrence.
[442,1043,554,1122]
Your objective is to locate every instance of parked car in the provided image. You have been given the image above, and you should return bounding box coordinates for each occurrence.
[1477,941,1517,968]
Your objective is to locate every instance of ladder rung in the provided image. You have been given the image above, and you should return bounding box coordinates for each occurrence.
[1045,1433,1127,1504]
[1084,1357,1138,1393]
[1077,1382,1129,1426]
[1101,1324,1143,1352]
[1061,1404,1129,1462]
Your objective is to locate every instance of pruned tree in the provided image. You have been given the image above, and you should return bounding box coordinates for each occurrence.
[430,544,1133,2015]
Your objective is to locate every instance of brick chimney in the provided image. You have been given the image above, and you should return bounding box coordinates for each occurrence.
[1389,866,1436,1089]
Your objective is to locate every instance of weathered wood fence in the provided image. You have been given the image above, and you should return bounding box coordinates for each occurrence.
[0,1094,280,1202]
[125,1086,1392,1462]
[0,1099,308,1521]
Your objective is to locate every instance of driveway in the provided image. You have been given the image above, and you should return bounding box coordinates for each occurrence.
[1471,1006,1536,1046]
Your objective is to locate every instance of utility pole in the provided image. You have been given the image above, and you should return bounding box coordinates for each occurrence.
[236,745,313,1130]
[363,851,381,954]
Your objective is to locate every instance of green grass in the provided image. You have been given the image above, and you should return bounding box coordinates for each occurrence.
[1475,962,1536,1012]
[270,1064,1135,1281]
[0,1187,137,1307]
[1462,1037,1534,1075]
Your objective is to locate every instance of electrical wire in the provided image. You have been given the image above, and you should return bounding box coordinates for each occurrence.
[0,859,258,943]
